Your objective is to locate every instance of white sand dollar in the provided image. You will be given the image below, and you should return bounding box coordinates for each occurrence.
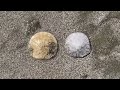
[28,32,58,60]
[65,32,91,58]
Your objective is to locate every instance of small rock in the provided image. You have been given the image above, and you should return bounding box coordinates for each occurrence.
[28,32,58,60]
[65,32,91,58]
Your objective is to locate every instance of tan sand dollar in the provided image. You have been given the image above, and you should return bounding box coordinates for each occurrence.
[28,32,58,60]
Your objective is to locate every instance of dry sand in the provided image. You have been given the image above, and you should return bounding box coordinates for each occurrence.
[0,11,120,79]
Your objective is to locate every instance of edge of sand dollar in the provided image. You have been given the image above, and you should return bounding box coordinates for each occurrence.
[28,32,58,60]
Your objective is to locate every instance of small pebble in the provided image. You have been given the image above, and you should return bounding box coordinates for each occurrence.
[65,32,91,58]
[28,32,58,60]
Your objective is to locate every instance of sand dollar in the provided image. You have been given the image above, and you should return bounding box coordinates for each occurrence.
[65,32,91,58]
[28,32,58,60]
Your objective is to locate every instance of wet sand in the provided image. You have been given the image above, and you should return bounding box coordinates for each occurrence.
[0,11,120,79]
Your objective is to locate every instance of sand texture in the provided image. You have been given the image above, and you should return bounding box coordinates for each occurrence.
[0,11,120,79]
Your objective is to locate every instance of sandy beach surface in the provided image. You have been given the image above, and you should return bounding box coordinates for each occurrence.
[0,11,120,79]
